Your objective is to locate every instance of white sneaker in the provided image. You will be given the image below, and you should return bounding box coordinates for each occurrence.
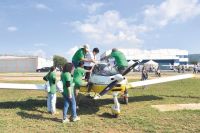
[62,118,70,123]
[94,95,101,99]
[86,93,93,99]
[52,112,59,115]
[72,116,80,122]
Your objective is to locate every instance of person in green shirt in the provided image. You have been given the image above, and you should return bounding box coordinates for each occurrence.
[43,66,57,115]
[73,61,91,108]
[110,48,128,74]
[61,63,80,123]
[72,45,95,68]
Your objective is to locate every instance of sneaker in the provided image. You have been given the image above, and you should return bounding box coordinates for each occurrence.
[52,112,59,115]
[62,118,70,123]
[76,106,79,110]
[72,116,80,122]
[86,93,93,99]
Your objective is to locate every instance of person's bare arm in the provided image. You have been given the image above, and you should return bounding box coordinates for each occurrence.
[80,53,96,63]
[66,81,72,99]
[81,58,95,63]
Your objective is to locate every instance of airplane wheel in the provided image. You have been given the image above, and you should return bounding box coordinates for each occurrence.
[113,114,119,118]
[123,88,128,104]
[123,96,128,104]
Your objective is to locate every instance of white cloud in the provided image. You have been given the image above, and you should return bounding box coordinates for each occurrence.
[72,10,145,47]
[82,2,104,14]
[7,26,18,32]
[144,0,200,27]
[33,49,46,57]
[35,3,52,11]
[72,0,200,48]
[33,43,48,47]
[66,46,79,60]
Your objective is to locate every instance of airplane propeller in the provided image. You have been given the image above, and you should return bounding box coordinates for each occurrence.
[94,60,141,99]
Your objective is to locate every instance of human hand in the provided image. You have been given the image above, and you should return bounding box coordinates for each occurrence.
[68,94,72,100]
[91,59,96,63]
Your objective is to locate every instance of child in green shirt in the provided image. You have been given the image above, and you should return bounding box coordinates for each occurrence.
[73,61,91,108]
[62,63,80,123]
[43,66,57,115]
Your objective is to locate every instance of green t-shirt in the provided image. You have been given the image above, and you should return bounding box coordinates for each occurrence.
[44,71,56,94]
[111,51,128,68]
[72,48,85,63]
[73,67,85,86]
[61,72,74,96]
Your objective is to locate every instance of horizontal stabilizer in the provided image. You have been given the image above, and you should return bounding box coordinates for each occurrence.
[129,74,194,88]
[0,83,44,90]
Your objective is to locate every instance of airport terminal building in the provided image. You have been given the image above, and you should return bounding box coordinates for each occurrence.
[101,49,189,70]
[0,56,53,72]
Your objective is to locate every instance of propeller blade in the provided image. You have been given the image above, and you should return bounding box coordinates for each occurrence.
[122,60,141,76]
[98,60,141,97]
[98,80,118,96]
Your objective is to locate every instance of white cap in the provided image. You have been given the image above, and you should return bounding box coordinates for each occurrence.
[83,44,90,51]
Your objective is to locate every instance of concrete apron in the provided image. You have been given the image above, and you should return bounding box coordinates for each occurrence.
[151,103,200,112]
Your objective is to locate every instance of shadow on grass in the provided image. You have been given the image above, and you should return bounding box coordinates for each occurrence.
[159,95,200,99]
[17,111,61,123]
[0,95,163,119]
[0,99,46,111]
[98,113,115,118]
[127,95,163,103]
[78,95,163,117]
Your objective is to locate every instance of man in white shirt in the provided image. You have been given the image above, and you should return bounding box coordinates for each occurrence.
[84,48,100,81]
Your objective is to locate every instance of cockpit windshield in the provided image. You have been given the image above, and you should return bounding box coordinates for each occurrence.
[92,63,119,76]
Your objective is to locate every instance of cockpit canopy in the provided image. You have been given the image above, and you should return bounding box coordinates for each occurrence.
[92,63,119,76]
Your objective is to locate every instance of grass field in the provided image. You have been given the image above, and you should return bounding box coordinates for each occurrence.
[0,74,200,133]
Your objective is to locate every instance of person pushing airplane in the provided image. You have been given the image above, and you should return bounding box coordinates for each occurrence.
[72,45,95,68]
[87,48,128,97]
[109,48,128,74]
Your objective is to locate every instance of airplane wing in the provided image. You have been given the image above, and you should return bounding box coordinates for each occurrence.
[0,83,44,90]
[128,74,194,88]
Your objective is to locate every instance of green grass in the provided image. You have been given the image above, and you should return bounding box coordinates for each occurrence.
[0,79,200,133]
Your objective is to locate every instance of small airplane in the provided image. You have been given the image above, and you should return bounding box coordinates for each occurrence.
[0,60,194,118]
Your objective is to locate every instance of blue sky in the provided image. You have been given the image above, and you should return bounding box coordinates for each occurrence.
[0,0,200,60]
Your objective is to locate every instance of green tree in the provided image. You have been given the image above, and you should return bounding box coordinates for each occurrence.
[190,61,198,65]
[53,55,67,68]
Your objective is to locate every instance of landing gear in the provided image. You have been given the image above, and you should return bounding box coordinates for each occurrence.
[123,88,129,104]
[123,96,128,105]
[111,92,120,118]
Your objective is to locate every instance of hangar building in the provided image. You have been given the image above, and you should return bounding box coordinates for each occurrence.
[101,49,189,70]
[0,56,53,72]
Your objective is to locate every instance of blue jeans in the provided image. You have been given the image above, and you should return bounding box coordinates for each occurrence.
[63,93,77,120]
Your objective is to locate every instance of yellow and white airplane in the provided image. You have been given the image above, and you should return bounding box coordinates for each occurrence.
[0,61,194,117]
